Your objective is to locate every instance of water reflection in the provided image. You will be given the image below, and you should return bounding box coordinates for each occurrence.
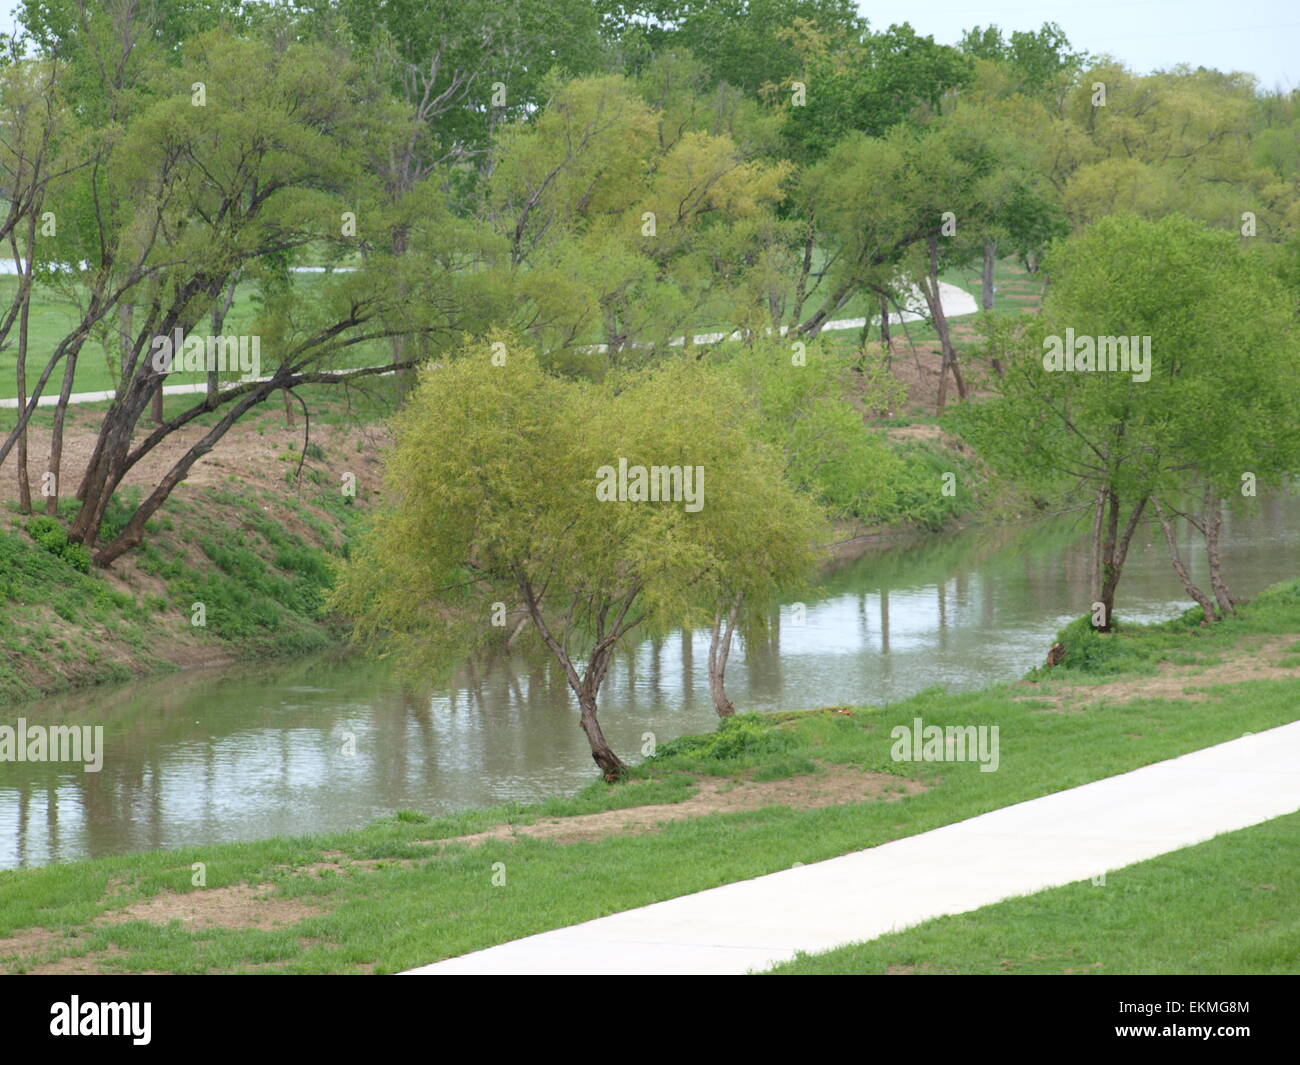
[3,492,1296,867]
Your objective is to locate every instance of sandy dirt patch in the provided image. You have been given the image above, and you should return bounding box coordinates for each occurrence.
[97,882,320,931]
[0,882,323,973]
[426,763,926,848]
[1025,636,1300,711]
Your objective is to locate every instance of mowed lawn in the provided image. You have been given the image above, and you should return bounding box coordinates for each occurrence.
[0,272,385,402]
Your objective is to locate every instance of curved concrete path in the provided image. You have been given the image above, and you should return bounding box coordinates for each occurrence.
[404,720,1300,975]
[0,283,978,410]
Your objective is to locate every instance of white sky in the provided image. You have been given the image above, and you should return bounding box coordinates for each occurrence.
[0,1,1294,92]
[857,0,1299,91]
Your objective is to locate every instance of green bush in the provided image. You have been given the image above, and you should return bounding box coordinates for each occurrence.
[60,542,92,574]
[25,515,91,572]
[651,713,797,773]
[1049,615,1148,675]
[26,515,66,551]
[883,442,977,532]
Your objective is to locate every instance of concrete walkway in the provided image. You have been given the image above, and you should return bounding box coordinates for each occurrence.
[404,720,1300,975]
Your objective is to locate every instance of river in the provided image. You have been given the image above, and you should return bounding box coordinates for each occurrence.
[3,492,1296,868]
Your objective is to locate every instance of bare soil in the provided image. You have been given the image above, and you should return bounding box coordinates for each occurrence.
[1023,636,1300,712]
[424,763,926,848]
[0,883,323,974]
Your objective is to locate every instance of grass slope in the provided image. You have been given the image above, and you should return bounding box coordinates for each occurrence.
[0,381,390,702]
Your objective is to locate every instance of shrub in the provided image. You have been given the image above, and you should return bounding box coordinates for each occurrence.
[651,713,797,772]
[26,515,91,572]
[1049,615,1147,675]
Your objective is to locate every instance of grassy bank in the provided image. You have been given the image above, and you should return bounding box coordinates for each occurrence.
[1,579,1297,974]
[0,381,393,704]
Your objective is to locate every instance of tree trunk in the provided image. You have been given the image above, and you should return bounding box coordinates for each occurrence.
[787,209,816,335]
[92,382,274,564]
[389,228,415,402]
[707,594,742,718]
[925,234,964,410]
[1088,487,1106,605]
[981,242,996,311]
[118,301,133,379]
[1204,487,1234,616]
[878,291,892,369]
[796,278,855,338]
[578,692,626,783]
[207,275,238,409]
[1097,494,1147,632]
[13,226,33,514]
[517,577,634,782]
[1152,499,1217,623]
[44,342,84,517]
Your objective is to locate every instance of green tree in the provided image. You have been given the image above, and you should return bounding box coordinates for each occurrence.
[778,20,971,161]
[488,73,790,368]
[597,0,864,91]
[335,338,822,774]
[23,31,467,564]
[952,214,1300,629]
[959,22,1087,101]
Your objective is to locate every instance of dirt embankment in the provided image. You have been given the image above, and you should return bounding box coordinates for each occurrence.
[0,403,391,701]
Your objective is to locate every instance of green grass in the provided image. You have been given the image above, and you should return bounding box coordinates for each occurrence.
[0,478,358,703]
[0,273,387,401]
[766,810,1300,974]
[2,578,1297,974]
[1030,580,1300,681]
[764,250,1039,331]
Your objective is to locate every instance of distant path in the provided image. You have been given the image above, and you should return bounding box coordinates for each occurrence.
[403,722,1300,975]
[0,283,977,409]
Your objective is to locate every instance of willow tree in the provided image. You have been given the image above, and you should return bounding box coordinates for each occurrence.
[44,31,468,564]
[333,336,821,777]
[696,336,891,716]
[953,214,1300,629]
[487,73,790,367]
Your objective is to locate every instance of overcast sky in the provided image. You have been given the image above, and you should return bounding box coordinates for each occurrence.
[859,0,1299,91]
[0,1,1294,92]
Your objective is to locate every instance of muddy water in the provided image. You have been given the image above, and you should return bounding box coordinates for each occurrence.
[2,492,1297,868]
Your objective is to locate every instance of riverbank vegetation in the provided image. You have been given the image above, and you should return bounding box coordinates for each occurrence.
[1,2,1294,710]
[1,578,1297,973]
[0,382,385,701]
[0,0,1297,983]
